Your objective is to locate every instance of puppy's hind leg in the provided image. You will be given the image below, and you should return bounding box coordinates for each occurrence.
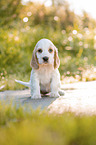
[58,89,65,96]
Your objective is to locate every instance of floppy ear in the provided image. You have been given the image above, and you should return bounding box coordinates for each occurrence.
[30,48,39,69]
[54,47,60,69]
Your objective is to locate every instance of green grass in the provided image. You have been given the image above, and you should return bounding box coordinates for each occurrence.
[0,103,96,145]
[0,73,30,91]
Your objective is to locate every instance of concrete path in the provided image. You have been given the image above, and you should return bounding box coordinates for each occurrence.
[0,89,57,110]
[49,81,96,115]
[0,81,96,115]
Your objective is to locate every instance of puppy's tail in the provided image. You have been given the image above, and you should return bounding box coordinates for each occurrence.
[15,79,30,87]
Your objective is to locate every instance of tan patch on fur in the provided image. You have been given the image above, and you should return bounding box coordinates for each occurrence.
[54,48,60,69]
[30,49,39,69]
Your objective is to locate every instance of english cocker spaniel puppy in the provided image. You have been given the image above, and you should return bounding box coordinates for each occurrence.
[15,38,64,99]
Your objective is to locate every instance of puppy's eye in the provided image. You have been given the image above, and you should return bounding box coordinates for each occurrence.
[38,49,42,53]
[49,48,53,53]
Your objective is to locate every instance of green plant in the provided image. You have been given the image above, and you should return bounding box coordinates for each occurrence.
[0,103,96,145]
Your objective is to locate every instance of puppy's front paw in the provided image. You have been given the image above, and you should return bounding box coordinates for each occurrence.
[31,94,42,99]
[50,92,60,98]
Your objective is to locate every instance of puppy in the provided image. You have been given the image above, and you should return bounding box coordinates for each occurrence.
[15,38,64,99]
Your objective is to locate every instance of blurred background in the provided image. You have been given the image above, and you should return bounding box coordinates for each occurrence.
[0,0,96,90]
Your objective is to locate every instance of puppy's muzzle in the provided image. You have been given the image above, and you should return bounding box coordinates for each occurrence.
[43,56,49,63]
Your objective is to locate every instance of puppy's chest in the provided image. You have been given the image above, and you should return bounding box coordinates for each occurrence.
[37,66,53,85]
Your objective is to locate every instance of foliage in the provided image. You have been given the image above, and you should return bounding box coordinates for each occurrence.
[0,103,96,145]
[19,1,75,30]
[0,0,21,27]
[0,25,96,73]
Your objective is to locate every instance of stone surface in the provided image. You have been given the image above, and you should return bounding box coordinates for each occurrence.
[48,81,96,115]
[0,81,96,115]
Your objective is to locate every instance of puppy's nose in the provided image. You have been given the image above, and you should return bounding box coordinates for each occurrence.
[43,56,49,62]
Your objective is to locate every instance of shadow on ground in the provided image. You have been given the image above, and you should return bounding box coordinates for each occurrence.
[0,90,58,110]
[21,96,58,110]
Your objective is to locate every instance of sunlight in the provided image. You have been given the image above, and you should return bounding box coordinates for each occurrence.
[26,0,96,19]
[68,0,96,19]
[72,30,77,35]
[23,17,28,22]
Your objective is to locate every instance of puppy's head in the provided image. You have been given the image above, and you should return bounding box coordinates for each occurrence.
[30,39,60,69]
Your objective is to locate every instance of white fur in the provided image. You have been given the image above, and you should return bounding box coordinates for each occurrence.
[15,38,64,99]
[36,39,54,65]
